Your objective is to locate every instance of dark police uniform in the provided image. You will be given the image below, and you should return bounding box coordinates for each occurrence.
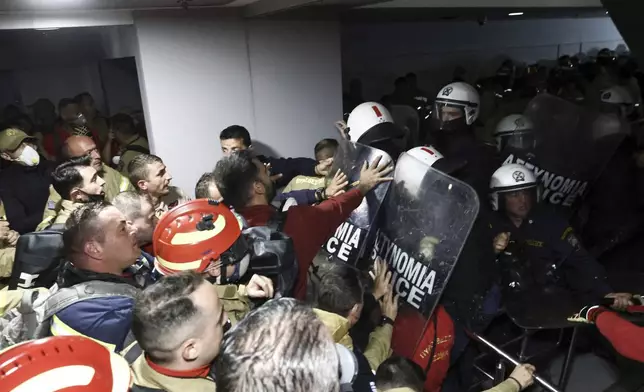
[488,205,613,302]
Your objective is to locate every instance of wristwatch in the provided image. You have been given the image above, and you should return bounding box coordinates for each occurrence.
[314,188,327,202]
[380,316,394,327]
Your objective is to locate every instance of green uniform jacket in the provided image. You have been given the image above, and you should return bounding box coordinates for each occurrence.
[118,137,150,177]
[0,199,15,280]
[313,308,392,371]
[131,355,217,392]
[37,199,84,231]
[283,175,326,193]
[102,163,134,199]
[0,247,16,279]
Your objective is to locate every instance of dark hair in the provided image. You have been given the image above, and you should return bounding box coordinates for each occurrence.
[63,201,111,260]
[220,125,252,148]
[133,272,206,364]
[394,77,407,87]
[317,263,364,318]
[195,171,217,199]
[7,114,33,132]
[110,113,137,136]
[213,150,259,210]
[58,98,77,113]
[74,92,93,104]
[112,191,151,222]
[52,155,93,200]
[128,154,163,189]
[406,72,417,80]
[215,298,339,392]
[375,356,425,392]
[314,138,339,157]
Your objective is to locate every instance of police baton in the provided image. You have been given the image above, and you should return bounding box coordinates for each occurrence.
[466,330,561,392]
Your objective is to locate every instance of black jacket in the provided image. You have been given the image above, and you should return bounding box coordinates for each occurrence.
[0,160,53,233]
[488,206,612,302]
[441,210,499,330]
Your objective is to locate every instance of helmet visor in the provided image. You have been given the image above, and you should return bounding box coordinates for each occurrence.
[497,130,536,152]
[433,102,467,131]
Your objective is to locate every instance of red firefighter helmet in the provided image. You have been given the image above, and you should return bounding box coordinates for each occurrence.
[153,199,244,275]
[0,336,131,392]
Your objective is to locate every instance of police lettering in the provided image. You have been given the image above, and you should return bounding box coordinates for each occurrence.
[371,230,436,311]
[503,154,588,207]
[325,221,363,263]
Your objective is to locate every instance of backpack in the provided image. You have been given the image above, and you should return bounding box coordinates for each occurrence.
[8,229,65,290]
[241,211,298,297]
[0,280,138,349]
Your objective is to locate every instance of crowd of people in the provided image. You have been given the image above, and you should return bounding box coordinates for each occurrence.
[0,47,643,392]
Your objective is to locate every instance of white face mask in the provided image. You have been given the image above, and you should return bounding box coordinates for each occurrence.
[16,145,40,166]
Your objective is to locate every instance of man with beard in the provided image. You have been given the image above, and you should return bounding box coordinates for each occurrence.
[39,136,136,228]
[37,155,106,231]
[128,154,187,218]
[214,150,392,300]
[62,135,133,199]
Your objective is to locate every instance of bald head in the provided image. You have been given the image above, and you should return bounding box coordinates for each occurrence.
[63,136,103,173]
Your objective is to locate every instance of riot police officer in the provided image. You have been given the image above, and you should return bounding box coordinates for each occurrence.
[488,164,633,308]
[493,114,536,155]
[430,82,498,200]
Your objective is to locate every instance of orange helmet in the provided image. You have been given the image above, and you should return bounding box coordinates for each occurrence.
[0,336,131,392]
[153,199,246,276]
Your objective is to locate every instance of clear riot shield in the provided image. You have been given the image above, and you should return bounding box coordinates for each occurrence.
[369,152,479,358]
[318,140,392,267]
[500,94,628,215]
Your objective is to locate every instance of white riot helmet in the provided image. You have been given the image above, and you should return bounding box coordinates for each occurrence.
[434,82,480,130]
[346,102,407,160]
[600,86,635,118]
[407,145,466,175]
[489,164,539,211]
[346,102,395,142]
[407,146,444,167]
[494,114,536,152]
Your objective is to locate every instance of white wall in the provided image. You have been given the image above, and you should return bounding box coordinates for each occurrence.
[342,17,626,100]
[133,11,343,195]
[247,20,342,158]
[15,64,107,112]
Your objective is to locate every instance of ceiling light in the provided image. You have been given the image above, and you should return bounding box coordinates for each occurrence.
[508,12,524,16]
[35,28,60,31]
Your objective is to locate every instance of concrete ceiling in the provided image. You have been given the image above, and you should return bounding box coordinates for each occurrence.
[362,0,602,8]
[0,0,261,13]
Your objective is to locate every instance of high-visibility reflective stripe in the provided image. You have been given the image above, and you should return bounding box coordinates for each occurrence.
[170,214,226,245]
[50,315,116,352]
[119,177,131,192]
[156,256,203,272]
